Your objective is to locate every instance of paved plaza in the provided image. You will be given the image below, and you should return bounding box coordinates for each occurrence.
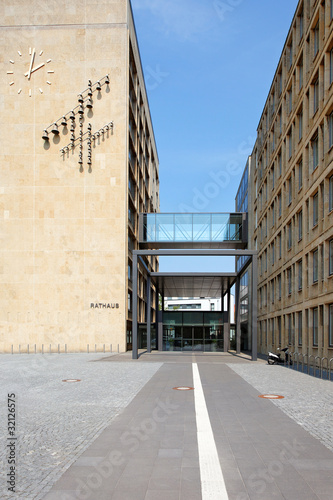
[0,352,332,499]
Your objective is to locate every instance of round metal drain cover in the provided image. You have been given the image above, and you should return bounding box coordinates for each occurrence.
[173,386,194,391]
[62,379,81,383]
[258,394,284,399]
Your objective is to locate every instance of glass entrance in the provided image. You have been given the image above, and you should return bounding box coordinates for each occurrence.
[162,311,224,352]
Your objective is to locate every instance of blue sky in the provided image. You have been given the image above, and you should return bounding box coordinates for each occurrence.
[131,0,299,272]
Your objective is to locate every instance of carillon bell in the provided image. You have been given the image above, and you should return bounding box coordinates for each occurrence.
[70,111,75,120]
[86,98,93,109]
[96,81,102,91]
[71,133,75,141]
[51,123,59,135]
[61,116,67,127]
[78,94,84,103]
[105,74,110,85]
[42,130,49,141]
[78,105,84,115]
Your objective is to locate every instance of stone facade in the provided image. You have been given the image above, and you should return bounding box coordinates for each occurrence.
[250,0,333,360]
[0,0,159,353]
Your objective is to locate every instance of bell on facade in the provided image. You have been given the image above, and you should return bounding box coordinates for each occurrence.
[96,81,101,91]
[86,98,93,109]
[42,130,49,141]
[78,94,84,103]
[51,123,59,135]
[61,116,67,127]
[78,105,84,115]
[105,74,110,85]
[96,131,100,137]
[70,111,75,120]
[71,133,75,141]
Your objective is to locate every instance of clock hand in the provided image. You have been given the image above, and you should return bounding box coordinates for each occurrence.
[24,62,45,77]
[27,48,36,80]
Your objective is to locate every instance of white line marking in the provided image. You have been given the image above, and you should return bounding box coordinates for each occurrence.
[192,363,229,499]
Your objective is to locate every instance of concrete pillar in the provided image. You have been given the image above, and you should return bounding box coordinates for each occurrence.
[252,255,258,361]
[146,274,151,353]
[132,253,138,360]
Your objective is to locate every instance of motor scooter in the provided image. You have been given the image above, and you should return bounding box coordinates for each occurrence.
[267,346,292,365]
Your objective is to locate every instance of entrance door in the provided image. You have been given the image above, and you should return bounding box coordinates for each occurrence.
[182,326,204,351]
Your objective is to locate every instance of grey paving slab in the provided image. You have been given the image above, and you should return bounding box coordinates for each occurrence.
[1,351,333,500]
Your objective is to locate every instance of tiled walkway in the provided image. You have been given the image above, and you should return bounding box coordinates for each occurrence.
[43,352,333,500]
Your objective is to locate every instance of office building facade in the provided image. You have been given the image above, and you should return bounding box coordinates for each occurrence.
[250,0,333,359]
[0,0,159,353]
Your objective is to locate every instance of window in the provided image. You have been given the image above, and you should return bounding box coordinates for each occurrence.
[272,318,275,345]
[299,57,303,90]
[298,311,302,346]
[313,307,318,346]
[329,304,333,347]
[278,193,282,217]
[278,152,282,177]
[278,232,282,259]
[278,316,282,345]
[330,240,333,275]
[298,161,303,190]
[128,292,131,311]
[272,166,275,190]
[312,135,319,170]
[329,112,333,149]
[287,222,292,250]
[298,111,303,141]
[278,274,282,300]
[313,249,318,283]
[288,128,293,158]
[288,88,293,114]
[313,192,319,226]
[330,176,333,212]
[287,268,292,295]
[272,202,275,227]
[313,78,319,114]
[278,71,283,96]
[299,10,304,40]
[331,0,333,21]
[271,280,275,303]
[288,177,292,205]
[298,210,303,241]
[314,21,319,56]
[288,314,292,344]
[288,41,293,69]
[298,260,303,290]
[330,48,333,85]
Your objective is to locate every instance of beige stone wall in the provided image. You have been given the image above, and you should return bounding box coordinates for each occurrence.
[0,0,132,352]
[250,0,333,360]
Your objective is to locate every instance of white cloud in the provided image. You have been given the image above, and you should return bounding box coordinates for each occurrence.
[131,0,214,41]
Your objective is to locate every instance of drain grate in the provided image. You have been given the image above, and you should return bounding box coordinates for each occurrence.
[258,394,284,399]
[173,386,194,391]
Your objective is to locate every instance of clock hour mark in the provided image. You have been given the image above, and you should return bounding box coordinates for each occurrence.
[9,81,14,86]
[10,60,14,64]
[46,81,51,85]
[47,59,51,63]
[39,50,43,56]
[18,51,22,56]
[29,47,32,55]
[7,71,13,74]
[18,89,22,94]
[39,88,43,94]
[29,89,32,97]
[47,70,54,74]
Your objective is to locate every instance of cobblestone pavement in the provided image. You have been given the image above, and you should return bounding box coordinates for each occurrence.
[228,362,333,453]
[0,354,162,500]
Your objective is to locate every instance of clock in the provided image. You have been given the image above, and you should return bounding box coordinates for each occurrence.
[7,47,54,96]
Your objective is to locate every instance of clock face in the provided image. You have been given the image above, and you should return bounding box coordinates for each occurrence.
[7,47,54,96]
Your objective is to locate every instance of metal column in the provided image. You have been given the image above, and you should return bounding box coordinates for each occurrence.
[251,255,258,361]
[146,275,151,353]
[235,275,241,354]
[132,253,138,360]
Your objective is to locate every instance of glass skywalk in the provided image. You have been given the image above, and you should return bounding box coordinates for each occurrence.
[140,213,247,248]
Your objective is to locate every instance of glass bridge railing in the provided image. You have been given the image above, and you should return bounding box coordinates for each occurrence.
[140,213,246,246]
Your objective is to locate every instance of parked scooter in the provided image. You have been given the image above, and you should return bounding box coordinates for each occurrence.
[267,346,292,365]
